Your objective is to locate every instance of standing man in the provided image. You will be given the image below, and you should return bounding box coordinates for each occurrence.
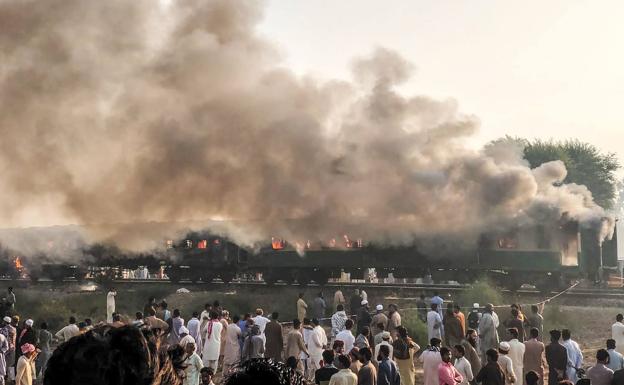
[251,308,271,346]
[526,306,543,341]
[357,301,372,337]
[15,343,36,385]
[475,349,505,385]
[202,311,223,372]
[467,304,481,332]
[377,345,400,385]
[507,328,525,385]
[479,304,499,360]
[222,315,241,375]
[613,314,624,355]
[587,349,614,385]
[427,304,442,341]
[431,292,444,320]
[106,288,116,324]
[358,347,377,385]
[497,342,516,385]
[387,304,401,339]
[427,303,442,341]
[55,316,79,343]
[285,319,309,373]
[0,316,15,381]
[523,328,545,385]
[462,330,482,381]
[265,312,283,362]
[420,338,442,385]
[330,354,357,385]
[309,318,328,380]
[168,309,185,346]
[438,347,463,385]
[504,310,525,342]
[297,294,308,322]
[561,329,583,383]
[544,330,567,385]
[313,293,327,320]
[453,345,474,385]
[335,319,356,353]
[331,305,349,338]
[187,312,202,349]
[0,329,7,385]
[607,339,624,371]
[6,288,15,314]
[371,305,388,338]
[454,304,466,337]
[334,289,346,309]
[36,322,53,379]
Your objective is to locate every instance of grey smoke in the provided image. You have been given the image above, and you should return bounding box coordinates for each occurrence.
[0,0,612,254]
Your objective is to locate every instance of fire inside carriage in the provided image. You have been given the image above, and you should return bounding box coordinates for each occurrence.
[0,217,619,291]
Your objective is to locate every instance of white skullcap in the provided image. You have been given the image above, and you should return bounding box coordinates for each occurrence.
[473,303,479,308]
[3,317,11,323]
[179,326,189,335]
[361,300,368,306]
[25,319,33,327]
[499,342,510,352]
[376,305,383,311]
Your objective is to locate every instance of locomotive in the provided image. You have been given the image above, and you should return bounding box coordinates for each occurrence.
[0,218,618,291]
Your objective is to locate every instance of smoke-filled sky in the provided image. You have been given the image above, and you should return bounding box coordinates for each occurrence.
[0,0,615,250]
[259,0,624,164]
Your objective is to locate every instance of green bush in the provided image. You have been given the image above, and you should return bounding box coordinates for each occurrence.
[401,309,428,349]
[456,279,503,308]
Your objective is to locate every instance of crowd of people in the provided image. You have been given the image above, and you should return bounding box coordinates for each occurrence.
[2,286,624,385]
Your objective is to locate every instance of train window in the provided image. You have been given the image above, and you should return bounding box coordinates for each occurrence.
[197,240,208,249]
[166,240,174,249]
[185,240,193,249]
[271,237,285,250]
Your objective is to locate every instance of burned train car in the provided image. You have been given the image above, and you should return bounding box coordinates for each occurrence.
[0,219,617,290]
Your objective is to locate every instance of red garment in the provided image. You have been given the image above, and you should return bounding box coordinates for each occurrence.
[438,361,463,385]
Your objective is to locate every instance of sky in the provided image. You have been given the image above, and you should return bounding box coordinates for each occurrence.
[258,0,624,163]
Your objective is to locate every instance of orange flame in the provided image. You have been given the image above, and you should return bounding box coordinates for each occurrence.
[14,257,23,270]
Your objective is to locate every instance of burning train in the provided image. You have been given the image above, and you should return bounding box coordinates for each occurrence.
[0,218,618,291]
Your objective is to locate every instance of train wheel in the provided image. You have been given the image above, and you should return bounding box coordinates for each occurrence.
[296,271,310,286]
[220,271,235,284]
[312,270,329,285]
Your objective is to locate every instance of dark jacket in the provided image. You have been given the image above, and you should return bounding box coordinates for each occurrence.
[264,320,283,362]
[475,361,505,385]
[357,307,372,334]
[545,342,568,385]
[377,358,400,385]
[315,366,339,385]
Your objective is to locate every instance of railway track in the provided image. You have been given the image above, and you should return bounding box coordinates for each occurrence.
[1,277,623,300]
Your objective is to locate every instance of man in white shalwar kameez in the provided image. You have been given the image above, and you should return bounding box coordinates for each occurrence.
[106,289,116,324]
[420,339,442,385]
[507,328,526,385]
[187,313,202,350]
[307,318,327,380]
[202,312,223,372]
[479,304,499,360]
[562,329,583,383]
[612,314,624,355]
[222,317,241,375]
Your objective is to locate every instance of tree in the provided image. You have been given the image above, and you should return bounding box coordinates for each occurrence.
[524,140,619,209]
[489,137,620,209]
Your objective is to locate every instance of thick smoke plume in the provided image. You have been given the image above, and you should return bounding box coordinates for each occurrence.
[0,0,612,253]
